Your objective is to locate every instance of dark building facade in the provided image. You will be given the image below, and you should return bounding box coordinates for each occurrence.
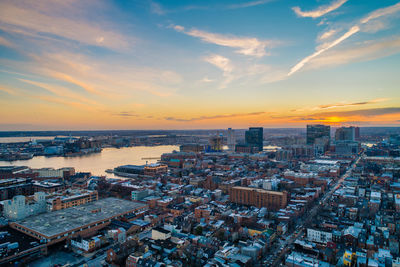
[0,178,34,200]
[306,124,330,145]
[245,127,263,152]
[335,126,359,141]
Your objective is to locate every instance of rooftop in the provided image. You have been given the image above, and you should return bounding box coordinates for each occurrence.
[33,181,62,188]
[232,186,286,195]
[13,198,147,238]
[116,165,144,169]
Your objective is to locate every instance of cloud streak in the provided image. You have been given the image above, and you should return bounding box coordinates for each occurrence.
[165,111,266,122]
[112,111,139,118]
[18,78,101,108]
[360,2,400,24]
[319,29,337,41]
[151,0,273,14]
[288,2,400,76]
[293,98,389,112]
[0,37,13,48]
[227,0,273,9]
[288,25,360,76]
[292,0,348,18]
[2,50,181,99]
[318,98,389,109]
[203,54,234,88]
[309,37,400,69]
[312,107,400,117]
[173,25,270,57]
[0,0,130,50]
[0,86,18,96]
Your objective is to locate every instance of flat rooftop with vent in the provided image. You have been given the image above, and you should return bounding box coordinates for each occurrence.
[9,197,147,245]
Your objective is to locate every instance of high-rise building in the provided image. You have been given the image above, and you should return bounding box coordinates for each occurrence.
[245,127,263,152]
[227,128,235,151]
[208,134,224,152]
[354,127,360,140]
[335,126,358,141]
[306,124,330,145]
[333,126,360,156]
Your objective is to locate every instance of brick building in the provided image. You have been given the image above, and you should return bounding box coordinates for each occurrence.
[229,186,288,211]
[47,189,98,211]
[0,178,34,200]
[143,164,168,176]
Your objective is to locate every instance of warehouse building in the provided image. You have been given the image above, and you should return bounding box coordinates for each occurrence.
[10,198,147,245]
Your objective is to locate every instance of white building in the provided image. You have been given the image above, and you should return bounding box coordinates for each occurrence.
[307,228,332,244]
[263,178,278,191]
[227,128,235,151]
[32,167,74,178]
[70,236,101,252]
[370,191,381,201]
[3,192,46,220]
[151,227,171,240]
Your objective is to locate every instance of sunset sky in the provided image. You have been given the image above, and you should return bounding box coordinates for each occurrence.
[0,0,399,130]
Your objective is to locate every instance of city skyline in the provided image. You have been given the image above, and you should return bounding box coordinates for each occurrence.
[0,0,400,130]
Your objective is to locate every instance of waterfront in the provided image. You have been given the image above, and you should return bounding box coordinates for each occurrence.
[0,136,56,143]
[0,145,179,177]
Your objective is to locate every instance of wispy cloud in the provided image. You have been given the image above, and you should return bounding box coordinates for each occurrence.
[0,37,13,48]
[18,78,101,108]
[227,0,273,9]
[292,0,348,18]
[151,0,273,14]
[312,107,400,117]
[288,25,359,76]
[173,25,271,57]
[288,2,400,76]
[360,2,400,24]
[293,98,389,112]
[203,54,234,89]
[309,37,400,69]
[204,55,233,74]
[165,111,266,122]
[0,0,130,50]
[149,1,165,15]
[0,86,18,96]
[112,111,139,118]
[318,29,337,41]
[201,77,214,83]
[2,50,180,99]
[318,98,389,109]
[35,95,94,111]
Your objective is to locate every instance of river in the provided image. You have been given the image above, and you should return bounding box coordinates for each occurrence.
[0,145,179,178]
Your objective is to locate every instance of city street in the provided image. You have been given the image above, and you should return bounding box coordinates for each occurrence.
[270,154,363,266]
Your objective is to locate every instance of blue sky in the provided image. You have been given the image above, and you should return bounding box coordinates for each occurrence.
[0,0,399,130]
